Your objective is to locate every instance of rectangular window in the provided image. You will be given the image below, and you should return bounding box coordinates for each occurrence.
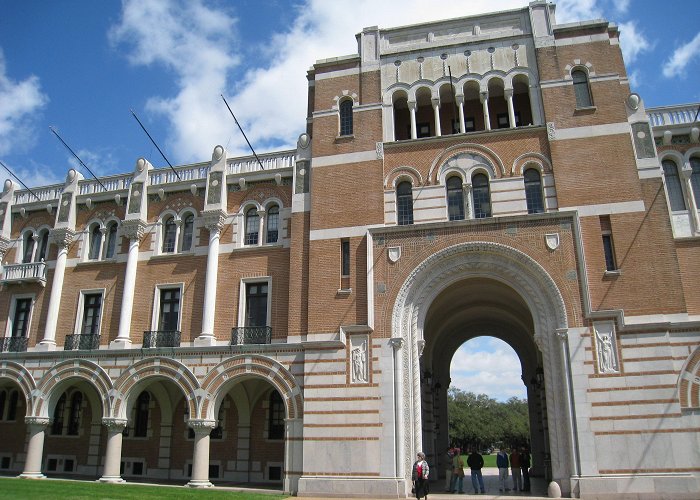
[497,113,509,129]
[245,283,268,327]
[81,293,102,335]
[600,216,618,271]
[341,239,350,277]
[11,298,32,338]
[158,288,181,331]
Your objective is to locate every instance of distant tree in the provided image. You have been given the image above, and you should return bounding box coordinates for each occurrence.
[447,388,529,451]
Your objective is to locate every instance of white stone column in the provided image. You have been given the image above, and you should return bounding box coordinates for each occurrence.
[257,209,266,247]
[681,165,700,233]
[196,211,226,346]
[432,98,441,137]
[187,419,216,488]
[464,184,474,219]
[98,227,107,259]
[456,96,466,133]
[39,229,74,350]
[480,92,491,131]
[112,221,145,349]
[408,101,417,139]
[99,418,127,483]
[20,416,50,478]
[30,233,39,262]
[505,89,516,128]
[390,338,405,480]
[283,418,303,494]
[529,85,543,126]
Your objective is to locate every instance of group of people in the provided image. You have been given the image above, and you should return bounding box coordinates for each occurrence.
[496,447,531,492]
[412,446,532,499]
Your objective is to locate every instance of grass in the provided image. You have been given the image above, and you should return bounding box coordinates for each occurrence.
[457,454,497,468]
[0,477,287,500]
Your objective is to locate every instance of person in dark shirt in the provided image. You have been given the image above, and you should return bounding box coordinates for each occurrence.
[467,449,485,494]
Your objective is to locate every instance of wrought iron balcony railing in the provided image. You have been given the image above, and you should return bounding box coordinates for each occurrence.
[64,334,101,351]
[231,326,272,345]
[0,337,29,353]
[143,330,181,348]
[0,262,47,286]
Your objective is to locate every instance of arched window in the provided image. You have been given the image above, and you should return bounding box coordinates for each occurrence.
[662,160,687,211]
[162,216,177,253]
[268,390,284,440]
[67,392,82,435]
[104,222,118,259]
[396,181,414,225]
[134,392,150,437]
[22,232,34,263]
[690,157,700,205]
[472,173,492,218]
[524,168,545,214]
[36,230,49,261]
[210,404,224,440]
[52,393,67,435]
[88,224,102,260]
[446,176,465,221]
[181,213,194,252]
[572,69,593,108]
[266,205,279,243]
[245,207,260,245]
[339,99,353,136]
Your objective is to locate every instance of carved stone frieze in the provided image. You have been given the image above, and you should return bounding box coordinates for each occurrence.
[120,220,146,240]
[187,419,217,434]
[202,210,227,232]
[25,416,50,428]
[102,418,128,431]
[49,228,75,248]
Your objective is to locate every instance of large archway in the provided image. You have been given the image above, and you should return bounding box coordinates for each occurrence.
[392,242,575,495]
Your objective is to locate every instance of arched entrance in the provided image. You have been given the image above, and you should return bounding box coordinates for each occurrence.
[392,242,576,496]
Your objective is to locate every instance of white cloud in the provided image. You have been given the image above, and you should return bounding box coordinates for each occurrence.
[554,0,603,24]
[662,32,700,78]
[450,338,527,401]
[618,21,651,65]
[614,0,630,14]
[0,48,49,156]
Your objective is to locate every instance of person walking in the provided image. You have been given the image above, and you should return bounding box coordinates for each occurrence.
[467,449,485,494]
[521,447,531,492]
[496,448,510,492]
[444,448,454,492]
[451,448,465,493]
[412,452,430,500]
[510,448,523,492]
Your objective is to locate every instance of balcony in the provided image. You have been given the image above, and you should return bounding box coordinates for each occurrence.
[0,262,47,286]
[65,334,101,351]
[231,326,272,345]
[648,103,700,127]
[143,330,181,348]
[0,337,28,353]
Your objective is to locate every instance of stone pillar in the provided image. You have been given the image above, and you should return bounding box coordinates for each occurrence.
[196,211,226,346]
[480,92,491,131]
[505,89,516,128]
[408,101,417,139]
[529,85,543,126]
[112,220,145,349]
[390,338,405,480]
[456,96,466,133]
[432,98,441,137]
[257,209,266,246]
[187,419,216,487]
[464,184,474,219]
[39,229,74,350]
[284,418,303,494]
[681,164,700,233]
[20,416,50,478]
[99,418,127,483]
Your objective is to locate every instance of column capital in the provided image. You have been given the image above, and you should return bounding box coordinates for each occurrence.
[431,97,440,108]
[407,101,417,111]
[49,228,75,248]
[555,328,569,341]
[102,418,128,431]
[480,91,489,103]
[680,163,693,180]
[25,416,50,428]
[187,419,216,434]
[455,94,465,105]
[202,209,227,232]
[504,88,514,99]
[120,219,146,240]
[389,337,404,350]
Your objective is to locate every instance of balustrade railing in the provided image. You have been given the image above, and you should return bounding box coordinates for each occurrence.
[149,164,210,186]
[0,337,28,353]
[227,150,295,175]
[13,184,63,205]
[0,262,47,285]
[78,174,133,195]
[648,103,700,127]
[64,334,101,350]
[143,330,181,348]
[231,326,272,345]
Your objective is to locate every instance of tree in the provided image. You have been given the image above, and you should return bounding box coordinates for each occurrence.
[447,388,530,451]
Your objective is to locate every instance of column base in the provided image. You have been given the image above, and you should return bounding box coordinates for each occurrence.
[193,335,216,347]
[99,476,125,483]
[187,479,213,488]
[109,338,132,350]
[19,472,46,479]
[34,341,56,352]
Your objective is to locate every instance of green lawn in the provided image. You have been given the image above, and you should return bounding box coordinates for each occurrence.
[457,454,497,468]
[0,477,287,500]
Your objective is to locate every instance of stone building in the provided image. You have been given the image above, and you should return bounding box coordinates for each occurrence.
[0,1,698,498]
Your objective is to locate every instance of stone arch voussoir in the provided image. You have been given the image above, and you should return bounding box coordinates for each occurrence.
[678,346,700,410]
[0,360,37,416]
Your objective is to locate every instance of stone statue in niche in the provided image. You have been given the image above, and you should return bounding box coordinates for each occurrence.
[596,329,618,373]
[351,340,368,383]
